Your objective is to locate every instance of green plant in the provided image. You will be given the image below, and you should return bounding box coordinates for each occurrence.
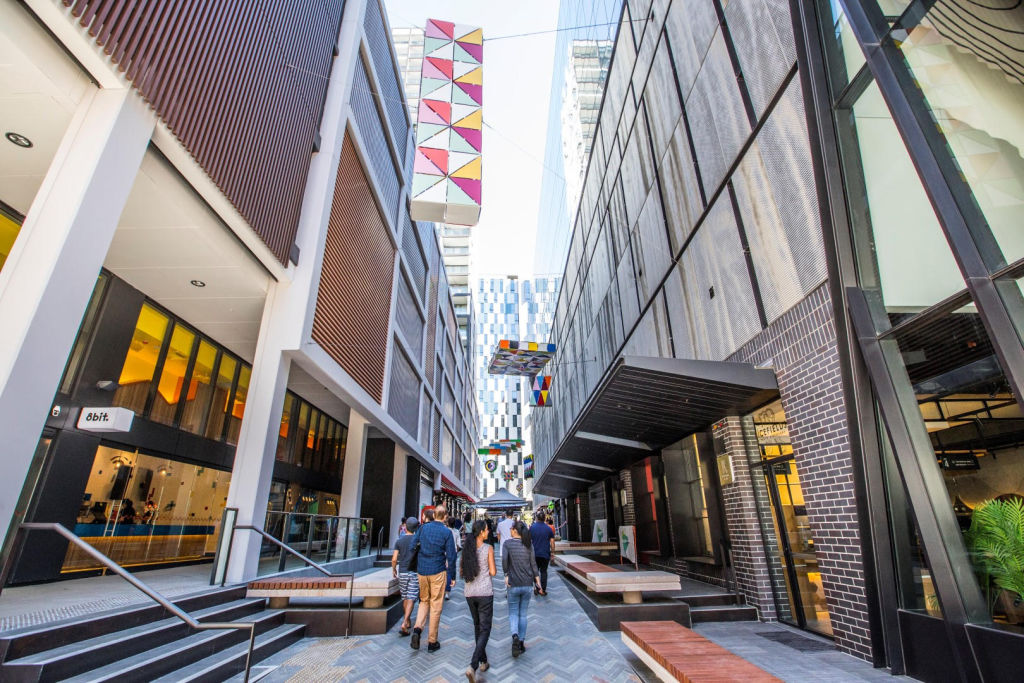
[965,498,1024,604]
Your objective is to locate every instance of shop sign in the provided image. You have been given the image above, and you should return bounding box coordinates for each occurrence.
[940,454,980,471]
[716,454,734,485]
[77,407,134,432]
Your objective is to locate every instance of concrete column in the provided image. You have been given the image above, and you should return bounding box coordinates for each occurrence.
[389,447,408,547]
[0,88,153,545]
[223,286,291,583]
[338,410,370,518]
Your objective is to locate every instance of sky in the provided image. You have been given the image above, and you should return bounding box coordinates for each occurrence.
[384,0,560,279]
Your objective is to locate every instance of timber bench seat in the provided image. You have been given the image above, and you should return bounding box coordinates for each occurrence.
[553,541,618,554]
[247,568,397,609]
[555,555,681,604]
[620,621,781,682]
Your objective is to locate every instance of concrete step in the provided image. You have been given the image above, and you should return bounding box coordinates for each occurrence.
[680,593,740,608]
[372,559,392,568]
[0,598,265,682]
[153,623,304,683]
[0,586,247,664]
[56,610,287,683]
[689,604,758,623]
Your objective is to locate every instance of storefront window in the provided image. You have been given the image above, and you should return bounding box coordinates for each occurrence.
[893,7,1024,269]
[276,393,294,462]
[206,354,237,440]
[150,324,196,426]
[180,340,216,434]
[747,401,834,636]
[841,80,965,312]
[65,445,230,573]
[114,304,170,414]
[224,365,250,445]
[890,308,1024,625]
[291,402,309,466]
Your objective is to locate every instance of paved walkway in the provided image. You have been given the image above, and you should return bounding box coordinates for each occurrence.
[249,570,898,682]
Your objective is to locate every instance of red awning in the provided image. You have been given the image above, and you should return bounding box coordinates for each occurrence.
[441,477,475,502]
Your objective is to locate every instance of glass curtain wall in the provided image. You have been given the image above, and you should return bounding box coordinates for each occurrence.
[818,0,1024,651]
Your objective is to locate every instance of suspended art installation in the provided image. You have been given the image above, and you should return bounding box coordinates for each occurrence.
[487,340,556,376]
[410,18,482,226]
[529,374,552,407]
[484,460,498,473]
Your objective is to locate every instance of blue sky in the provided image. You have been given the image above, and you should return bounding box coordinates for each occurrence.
[384,0,560,278]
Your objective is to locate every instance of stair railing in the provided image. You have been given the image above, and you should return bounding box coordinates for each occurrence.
[213,513,356,637]
[375,526,386,560]
[10,523,257,682]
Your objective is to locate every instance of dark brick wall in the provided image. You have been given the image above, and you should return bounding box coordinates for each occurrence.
[727,283,872,660]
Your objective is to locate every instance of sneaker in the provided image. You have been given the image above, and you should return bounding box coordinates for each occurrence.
[520,639,527,651]
[427,641,441,652]
[445,593,451,601]
[512,634,522,658]
[411,628,421,650]
[479,660,490,672]
[465,666,476,682]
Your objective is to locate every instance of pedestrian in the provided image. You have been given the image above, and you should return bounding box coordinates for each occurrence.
[485,518,497,546]
[445,516,463,601]
[502,520,541,657]
[529,511,556,596]
[391,516,419,636]
[496,510,515,565]
[411,504,457,652]
[461,520,496,682]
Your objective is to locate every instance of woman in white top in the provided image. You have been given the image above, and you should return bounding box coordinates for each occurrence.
[460,520,496,682]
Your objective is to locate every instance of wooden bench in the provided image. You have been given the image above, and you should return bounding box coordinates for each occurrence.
[553,541,618,554]
[247,568,397,609]
[620,621,781,682]
[556,555,681,604]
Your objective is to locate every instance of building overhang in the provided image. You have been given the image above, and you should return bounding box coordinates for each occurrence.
[534,356,779,498]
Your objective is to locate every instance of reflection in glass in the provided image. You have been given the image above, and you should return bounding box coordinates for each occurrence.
[65,446,230,573]
[824,0,866,92]
[225,365,250,445]
[894,4,1024,268]
[206,354,236,441]
[114,305,170,413]
[277,393,293,462]
[150,324,196,426]
[180,340,216,434]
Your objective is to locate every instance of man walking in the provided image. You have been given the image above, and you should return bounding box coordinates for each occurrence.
[529,512,556,595]
[496,510,515,567]
[412,504,457,652]
[391,516,419,635]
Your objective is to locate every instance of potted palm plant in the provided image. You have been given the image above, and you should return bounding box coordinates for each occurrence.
[965,497,1024,624]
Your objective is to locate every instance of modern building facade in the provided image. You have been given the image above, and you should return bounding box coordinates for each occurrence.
[0,0,478,586]
[532,0,1024,680]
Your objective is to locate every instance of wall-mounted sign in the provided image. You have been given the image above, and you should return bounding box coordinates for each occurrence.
[77,407,134,432]
[716,454,734,486]
[940,454,980,471]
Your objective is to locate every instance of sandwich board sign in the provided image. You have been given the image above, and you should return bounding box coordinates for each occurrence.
[619,525,637,566]
[592,519,608,543]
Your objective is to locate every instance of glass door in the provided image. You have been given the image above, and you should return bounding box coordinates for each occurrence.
[758,453,833,636]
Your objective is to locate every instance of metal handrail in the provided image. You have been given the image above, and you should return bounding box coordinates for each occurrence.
[232,524,356,637]
[18,523,256,682]
[375,526,386,560]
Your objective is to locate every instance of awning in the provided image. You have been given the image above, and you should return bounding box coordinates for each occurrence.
[441,477,475,502]
[534,356,779,498]
[472,487,528,510]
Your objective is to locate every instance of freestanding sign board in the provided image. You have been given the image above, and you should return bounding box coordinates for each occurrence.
[592,519,607,543]
[619,524,637,567]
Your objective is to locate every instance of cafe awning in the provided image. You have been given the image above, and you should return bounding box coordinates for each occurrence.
[534,356,779,498]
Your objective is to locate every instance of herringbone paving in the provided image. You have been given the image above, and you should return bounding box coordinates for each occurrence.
[255,571,646,682]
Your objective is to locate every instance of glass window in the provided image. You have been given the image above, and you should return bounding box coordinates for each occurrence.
[150,324,196,426]
[662,434,715,559]
[180,340,216,435]
[206,354,237,441]
[225,365,250,445]
[822,0,866,92]
[893,8,1024,268]
[60,274,108,395]
[277,393,294,463]
[290,402,310,466]
[841,80,965,311]
[114,305,170,414]
[303,409,320,469]
[0,207,22,275]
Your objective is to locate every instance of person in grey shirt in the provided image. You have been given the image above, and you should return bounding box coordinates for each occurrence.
[501,521,541,657]
[391,517,419,636]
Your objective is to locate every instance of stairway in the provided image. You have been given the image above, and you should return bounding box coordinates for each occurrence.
[682,592,758,623]
[0,586,303,682]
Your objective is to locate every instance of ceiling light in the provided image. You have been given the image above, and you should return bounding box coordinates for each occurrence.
[5,132,32,148]
[190,280,206,288]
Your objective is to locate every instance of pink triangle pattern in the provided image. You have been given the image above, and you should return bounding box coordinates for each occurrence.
[452,126,482,152]
[454,81,482,105]
[452,176,481,204]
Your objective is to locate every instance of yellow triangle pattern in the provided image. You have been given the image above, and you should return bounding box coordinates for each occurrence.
[453,109,482,130]
[455,66,483,86]
[458,28,483,45]
[451,157,481,180]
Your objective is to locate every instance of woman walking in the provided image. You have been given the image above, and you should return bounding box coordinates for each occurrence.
[461,520,496,682]
[502,520,541,657]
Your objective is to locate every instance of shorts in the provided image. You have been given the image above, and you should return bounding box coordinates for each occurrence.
[399,571,419,601]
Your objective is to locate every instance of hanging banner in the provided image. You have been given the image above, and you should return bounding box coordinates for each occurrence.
[592,519,608,543]
[619,525,637,564]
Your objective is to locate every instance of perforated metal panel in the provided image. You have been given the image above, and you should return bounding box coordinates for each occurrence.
[402,213,428,299]
[352,58,400,217]
[659,119,704,252]
[363,0,411,147]
[387,340,420,437]
[395,274,424,356]
[725,0,797,119]
[732,78,826,322]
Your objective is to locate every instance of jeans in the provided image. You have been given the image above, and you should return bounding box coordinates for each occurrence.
[535,556,550,592]
[465,595,493,669]
[506,585,532,640]
[414,571,447,643]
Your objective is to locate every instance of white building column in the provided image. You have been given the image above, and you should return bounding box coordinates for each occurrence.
[390,447,408,546]
[338,410,370,518]
[0,87,153,544]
